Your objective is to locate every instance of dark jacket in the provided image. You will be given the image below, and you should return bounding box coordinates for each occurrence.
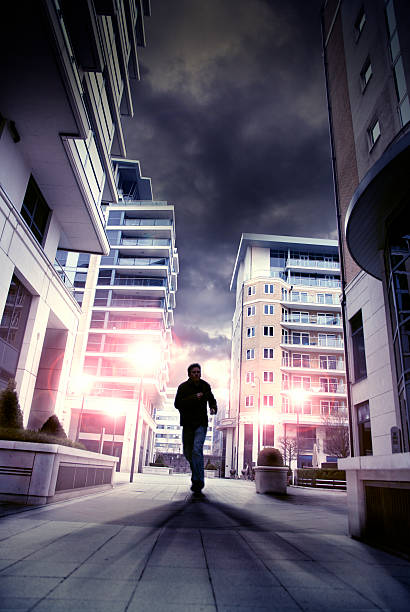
[174,378,217,427]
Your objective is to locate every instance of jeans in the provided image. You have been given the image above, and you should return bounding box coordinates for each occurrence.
[182,425,207,485]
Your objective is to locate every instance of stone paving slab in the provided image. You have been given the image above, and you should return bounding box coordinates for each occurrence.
[0,474,409,611]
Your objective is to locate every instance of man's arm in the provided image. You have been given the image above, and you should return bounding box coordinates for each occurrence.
[205,384,217,415]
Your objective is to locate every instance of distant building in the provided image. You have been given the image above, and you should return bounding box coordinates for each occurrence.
[224,234,346,476]
[322,0,410,553]
[0,1,151,429]
[64,160,178,473]
[154,388,183,455]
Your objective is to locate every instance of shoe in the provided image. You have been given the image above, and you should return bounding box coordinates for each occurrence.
[192,490,205,498]
[190,479,205,493]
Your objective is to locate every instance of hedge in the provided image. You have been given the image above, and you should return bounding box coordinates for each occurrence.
[0,427,86,450]
[297,467,346,481]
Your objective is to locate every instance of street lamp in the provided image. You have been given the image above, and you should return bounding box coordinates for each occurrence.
[129,342,161,483]
[289,388,307,469]
[252,375,261,456]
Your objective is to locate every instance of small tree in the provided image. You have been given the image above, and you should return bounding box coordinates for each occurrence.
[322,410,350,458]
[278,436,300,467]
[0,379,23,429]
[39,415,67,439]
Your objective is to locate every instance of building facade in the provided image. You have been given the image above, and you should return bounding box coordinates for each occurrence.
[64,160,178,472]
[0,1,151,430]
[223,234,346,476]
[322,0,410,553]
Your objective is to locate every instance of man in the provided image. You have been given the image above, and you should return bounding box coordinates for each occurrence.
[175,363,217,495]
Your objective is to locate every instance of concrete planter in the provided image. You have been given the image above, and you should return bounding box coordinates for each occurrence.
[254,466,288,494]
[204,469,217,478]
[142,466,173,475]
[0,440,118,505]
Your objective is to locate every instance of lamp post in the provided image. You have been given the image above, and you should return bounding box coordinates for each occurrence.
[289,388,306,470]
[252,374,261,457]
[129,375,143,483]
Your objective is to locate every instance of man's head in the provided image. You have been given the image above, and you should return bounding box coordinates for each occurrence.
[188,363,201,382]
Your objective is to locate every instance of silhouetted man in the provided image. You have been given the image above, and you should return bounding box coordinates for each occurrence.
[175,363,217,495]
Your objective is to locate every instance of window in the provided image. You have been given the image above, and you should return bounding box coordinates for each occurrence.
[21,176,51,245]
[263,395,274,407]
[317,293,333,305]
[360,57,372,90]
[247,327,255,338]
[263,371,274,382]
[281,288,288,300]
[264,284,274,294]
[282,351,289,366]
[246,371,255,384]
[282,397,289,412]
[248,285,256,296]
[350,310,367,381]
[368,119,381,148]
[292,332,309,345]
[357,401,372,456]
[263,348,274,359]
[291,311,309,323]
[281,329,289,344]
[246,349,255,360]
[245,395,254,407]
[263,424,275,447]
[263,326,274,336]
[292,353,310,368]
[319,355,337,370]
[247,306,255,317]
[293,376,311,390]
[264,304,274,315]
[282,373,289,390]
[354,6,366,39]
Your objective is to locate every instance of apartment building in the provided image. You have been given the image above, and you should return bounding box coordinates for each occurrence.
[223,234,346,476]
[0,1,151,429]
[63,160,178,472]
[322,0,410,553]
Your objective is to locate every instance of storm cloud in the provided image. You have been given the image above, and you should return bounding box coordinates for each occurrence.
[123,0,335,388]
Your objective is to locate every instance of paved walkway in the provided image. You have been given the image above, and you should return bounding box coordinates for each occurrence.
[0,474,409,611]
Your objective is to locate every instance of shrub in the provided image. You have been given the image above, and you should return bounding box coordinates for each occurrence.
[150,454,167,467]
[0,427,85,449]
[0,379,23,429]
[257,447,284,467]
[39,415,67,439]
[297,467,346,481]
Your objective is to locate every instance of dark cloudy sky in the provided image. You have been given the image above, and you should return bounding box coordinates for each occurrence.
[124,0,336,393]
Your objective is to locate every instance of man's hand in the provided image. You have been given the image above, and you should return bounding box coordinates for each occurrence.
[210,407,217,415]
[196,392,204,400]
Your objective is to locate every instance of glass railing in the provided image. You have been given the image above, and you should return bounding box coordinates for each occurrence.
[289,278,341,289]
[281,359,345,370]
[119,238,170,247]
[281,337,344,348]
[285,384,346,394]
[89,320,162,330]
[287,258,339,270]
[282,294,340,306]
[54,259,75,297]
[283,315,341,326]
[122,218,172,226]
[281,404,347,416]
[97,277,165,287]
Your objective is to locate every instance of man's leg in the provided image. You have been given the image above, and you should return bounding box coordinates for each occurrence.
[191,425,207,491]
[182,426,194,476]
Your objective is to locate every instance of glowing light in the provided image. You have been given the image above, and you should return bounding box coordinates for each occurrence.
[69,374,93,395]
[128,341,161,374]
[289,388,308,404]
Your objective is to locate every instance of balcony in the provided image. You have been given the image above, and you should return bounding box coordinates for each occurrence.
[282,383,347,397]
[281,314,342,332]
[289,277,341,289]
[281,357,345,374]
[281,403,346,419]
[286,258,340,273]
[89,319,163,331]
[280,293,340,311]
[281,337,344,351]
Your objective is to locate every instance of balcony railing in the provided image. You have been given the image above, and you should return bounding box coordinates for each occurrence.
[281,358,345,371]
[89,320,162,330]
[97,277,165,287]
[289,278,341,289]
[287,258,339,270]
[283,315,341,326]
[94,297,164,308]
[122,218,172,226]
[283,294,340,306]
[281,404,347,417]
[282,337,344,348]
[282,383,346,394]
[54,259,75,297]
[119,238,170,247]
